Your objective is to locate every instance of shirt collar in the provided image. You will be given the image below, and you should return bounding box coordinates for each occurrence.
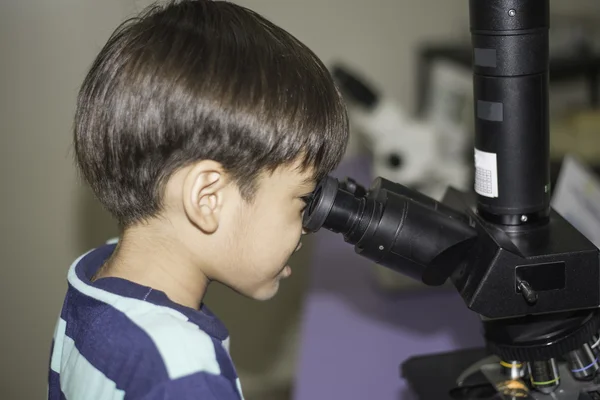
[71,243,229,341]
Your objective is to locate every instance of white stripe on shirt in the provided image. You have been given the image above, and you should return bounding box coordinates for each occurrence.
[59,328,125,400]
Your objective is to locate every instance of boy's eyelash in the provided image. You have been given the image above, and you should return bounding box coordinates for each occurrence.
[300,195,312,204]
[300,195,313,211]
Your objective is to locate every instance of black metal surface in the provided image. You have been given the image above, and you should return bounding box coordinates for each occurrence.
[443,188,600,319]
[469,0,548,33]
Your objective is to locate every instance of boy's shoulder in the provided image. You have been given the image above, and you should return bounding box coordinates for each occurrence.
[50,244,242,399]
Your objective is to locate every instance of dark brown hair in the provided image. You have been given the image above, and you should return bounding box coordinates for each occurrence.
[74,0,348,226]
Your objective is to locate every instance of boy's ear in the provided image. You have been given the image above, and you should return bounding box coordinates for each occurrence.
[182,160,229,234]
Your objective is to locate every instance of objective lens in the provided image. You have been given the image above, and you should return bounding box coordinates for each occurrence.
[500,360,525,380]
[528,359,560,394]
[565,343,599,381]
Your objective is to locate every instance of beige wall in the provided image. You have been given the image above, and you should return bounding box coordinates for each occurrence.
[0,2,126,399]
[0,0,597,398]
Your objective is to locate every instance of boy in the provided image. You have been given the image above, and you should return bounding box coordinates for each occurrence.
[48,1,348,399]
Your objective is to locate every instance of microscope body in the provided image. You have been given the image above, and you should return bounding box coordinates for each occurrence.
[411,0,600,394]
[454,2,600,380]
[302,0,600,397]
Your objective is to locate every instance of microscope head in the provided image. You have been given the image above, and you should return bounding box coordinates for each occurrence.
[302,174,600,320]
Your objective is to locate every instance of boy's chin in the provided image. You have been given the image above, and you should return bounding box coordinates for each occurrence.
[246,280,281,301]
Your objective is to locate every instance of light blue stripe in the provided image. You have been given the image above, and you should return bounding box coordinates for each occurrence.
[59,334,125,400]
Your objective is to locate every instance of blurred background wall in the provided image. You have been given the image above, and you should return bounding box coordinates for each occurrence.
[0,0,598,399]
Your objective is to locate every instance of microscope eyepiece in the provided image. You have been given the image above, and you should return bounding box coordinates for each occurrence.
[302,175,478,286]
[302,177,337,233]
[302,176,365,236]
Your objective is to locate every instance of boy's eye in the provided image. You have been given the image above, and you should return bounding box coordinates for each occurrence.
[300,195,312,212]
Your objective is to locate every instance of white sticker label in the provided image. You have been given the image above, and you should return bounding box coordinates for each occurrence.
[474,149,498,198]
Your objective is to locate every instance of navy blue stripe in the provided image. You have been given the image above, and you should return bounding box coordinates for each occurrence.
[138,371,241,400]
[212,338,239,394]
[63,287,169,398]
[60,289,71,321]
[48,370,61,400]
[48,339,54,371]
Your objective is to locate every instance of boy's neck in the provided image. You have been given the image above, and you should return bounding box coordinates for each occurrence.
[93,223,209,310]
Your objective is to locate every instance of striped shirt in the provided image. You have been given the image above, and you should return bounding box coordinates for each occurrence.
[48,242,244,400]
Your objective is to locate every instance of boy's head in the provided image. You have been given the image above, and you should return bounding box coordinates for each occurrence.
[74,0,348,300]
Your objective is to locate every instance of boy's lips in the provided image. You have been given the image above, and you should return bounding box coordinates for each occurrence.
[281,242,303,278]
[282,265,292,277]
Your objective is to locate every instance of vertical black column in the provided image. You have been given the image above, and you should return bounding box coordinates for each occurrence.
[469,0,551,225]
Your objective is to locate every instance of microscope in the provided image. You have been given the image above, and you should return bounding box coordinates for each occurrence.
[302,1,600,399]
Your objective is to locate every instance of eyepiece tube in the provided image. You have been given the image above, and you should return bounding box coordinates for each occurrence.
[302,176,479,285]
[470,0,551,225]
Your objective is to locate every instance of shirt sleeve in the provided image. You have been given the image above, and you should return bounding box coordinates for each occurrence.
[140,372,242,400]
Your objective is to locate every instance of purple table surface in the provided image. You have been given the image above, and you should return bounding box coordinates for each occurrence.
[292,156,486,400]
